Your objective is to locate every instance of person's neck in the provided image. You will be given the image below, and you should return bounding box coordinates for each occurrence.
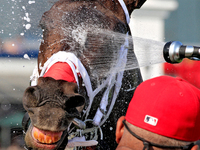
[116,146,133,150]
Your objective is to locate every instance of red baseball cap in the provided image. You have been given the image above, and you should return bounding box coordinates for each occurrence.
[125,75,200,141]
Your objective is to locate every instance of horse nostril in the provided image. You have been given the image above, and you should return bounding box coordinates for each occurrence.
[24,87,37,98]
[23,86,40,108]
[65,95,85,108]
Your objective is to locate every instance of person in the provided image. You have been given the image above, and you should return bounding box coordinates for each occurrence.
[115,75,200,150]
[164,59,200,89]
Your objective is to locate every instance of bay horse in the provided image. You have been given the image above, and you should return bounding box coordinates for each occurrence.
[22,0,145,149]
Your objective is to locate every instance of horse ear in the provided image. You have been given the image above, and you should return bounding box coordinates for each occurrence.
[66,94,85,108]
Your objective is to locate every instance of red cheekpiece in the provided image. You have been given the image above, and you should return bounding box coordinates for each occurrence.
[125,76,200,141]
[43,62,76,83]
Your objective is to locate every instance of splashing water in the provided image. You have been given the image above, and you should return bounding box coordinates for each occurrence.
[28,1,36,4]
[40,6,166,78]
[70,28,166,75]
[24,54,30,60]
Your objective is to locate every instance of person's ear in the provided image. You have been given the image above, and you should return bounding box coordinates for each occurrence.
[191,145,199,150]
[116,116,125,144]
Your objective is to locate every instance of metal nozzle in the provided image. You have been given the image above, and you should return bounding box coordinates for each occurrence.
[163,41,200,63]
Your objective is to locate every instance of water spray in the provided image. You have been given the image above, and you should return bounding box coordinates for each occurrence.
[70,28,200,75]
[163,41,200,64]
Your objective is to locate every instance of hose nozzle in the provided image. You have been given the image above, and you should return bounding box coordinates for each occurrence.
[163,41,200,63]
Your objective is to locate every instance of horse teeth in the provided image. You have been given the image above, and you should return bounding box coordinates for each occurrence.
[32,127,62,144]
[33,131,38,139]
[52,135,60,143]
[46,136,53,144]
[38,133,45,143]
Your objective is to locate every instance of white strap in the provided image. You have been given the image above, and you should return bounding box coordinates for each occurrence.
[66,136,98,148]
[39,52,80,87]
[93,32,129,126]
[30,65,39,86]
[118,0,130,24]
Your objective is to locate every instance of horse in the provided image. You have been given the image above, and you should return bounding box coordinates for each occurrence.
[22,0,145,149]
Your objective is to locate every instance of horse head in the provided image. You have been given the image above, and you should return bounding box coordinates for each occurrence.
[23,77,85,149]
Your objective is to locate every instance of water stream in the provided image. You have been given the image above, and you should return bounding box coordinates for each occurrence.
[133,36,166,68]
[72,28,166,75]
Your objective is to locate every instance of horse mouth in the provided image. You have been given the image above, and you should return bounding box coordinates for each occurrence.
[31,126,63,149]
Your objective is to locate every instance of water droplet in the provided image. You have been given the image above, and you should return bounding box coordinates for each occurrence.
[24,54,30,60]
[13,88,15,91]
[25,13,29,17]
[25,24,31,30]
[1,102,11,111]
[28,1,35,4]
[22,6,26,10]
[26,18,30,22]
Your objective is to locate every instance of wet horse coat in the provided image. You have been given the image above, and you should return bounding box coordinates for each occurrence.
[22,0,145,149]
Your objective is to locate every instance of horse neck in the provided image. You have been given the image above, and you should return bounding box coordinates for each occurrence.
[98,0,136,23]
